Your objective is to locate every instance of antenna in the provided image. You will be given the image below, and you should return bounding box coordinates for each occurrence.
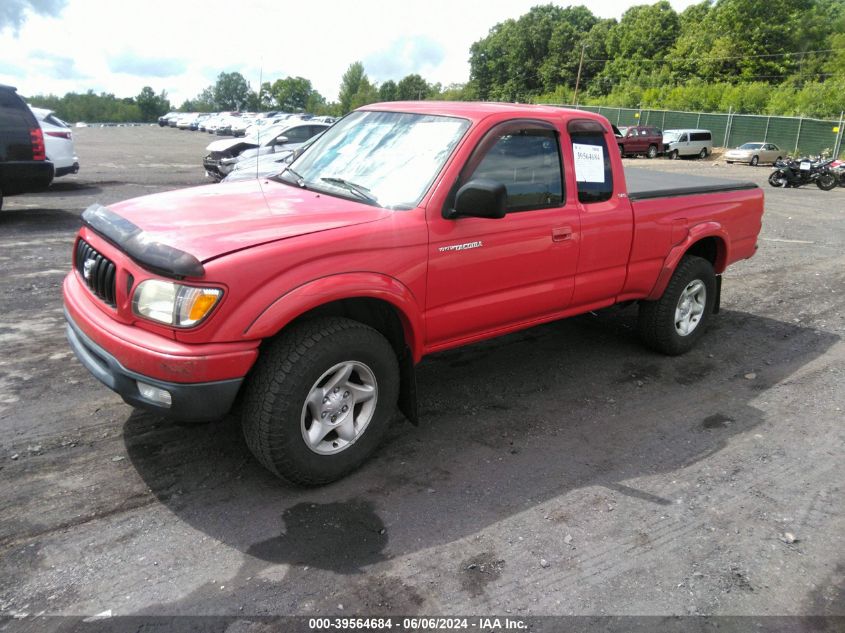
[257,59,263,180]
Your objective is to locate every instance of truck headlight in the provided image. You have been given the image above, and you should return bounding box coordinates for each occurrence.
[132,280,222,327]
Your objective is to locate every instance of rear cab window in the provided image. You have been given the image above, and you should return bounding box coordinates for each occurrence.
[567,119,613,204]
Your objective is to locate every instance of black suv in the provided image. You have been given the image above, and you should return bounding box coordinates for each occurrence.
[0,84,54,210]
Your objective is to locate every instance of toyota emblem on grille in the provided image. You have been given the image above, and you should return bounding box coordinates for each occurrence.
[83,258,96,280]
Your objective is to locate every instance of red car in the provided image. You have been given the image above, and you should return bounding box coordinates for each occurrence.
[64,102,763,484]
[617,125,666,158]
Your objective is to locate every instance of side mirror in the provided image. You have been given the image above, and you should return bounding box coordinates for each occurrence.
[444,179,507,220]
[273,135,289,146]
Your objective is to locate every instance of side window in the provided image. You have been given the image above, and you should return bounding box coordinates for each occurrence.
[282,126,311,142]
[0,89,28,128]
[465,124,563,212]
[568,119,613,204]
[679,133,688,142]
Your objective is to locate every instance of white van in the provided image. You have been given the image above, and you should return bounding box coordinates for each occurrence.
[663,129,713,159]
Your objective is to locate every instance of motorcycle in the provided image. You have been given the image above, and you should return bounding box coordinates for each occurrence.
[828,159,845,187]
[768,156,837,190]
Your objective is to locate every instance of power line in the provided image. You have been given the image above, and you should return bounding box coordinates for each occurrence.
[584,47,845,64]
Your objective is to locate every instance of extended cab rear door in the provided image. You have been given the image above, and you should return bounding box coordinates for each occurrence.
[565,119,634,308]
[425,118,580,347]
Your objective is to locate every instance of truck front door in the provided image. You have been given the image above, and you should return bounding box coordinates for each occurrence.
[425,119,580,348]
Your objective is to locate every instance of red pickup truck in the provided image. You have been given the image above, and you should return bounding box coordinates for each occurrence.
[63,102,763,484]
[617,125,666,158]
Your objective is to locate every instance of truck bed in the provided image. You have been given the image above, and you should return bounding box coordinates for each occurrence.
[626,167,757,201]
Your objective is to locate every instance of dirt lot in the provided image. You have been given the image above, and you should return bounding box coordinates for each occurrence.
[0,127,843,624]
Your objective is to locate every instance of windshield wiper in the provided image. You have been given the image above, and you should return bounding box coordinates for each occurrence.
[320,177,378,204]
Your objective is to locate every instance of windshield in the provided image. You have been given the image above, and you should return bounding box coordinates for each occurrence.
[663,131,680,142]
[278,110,470,209]
[739,143,762,150]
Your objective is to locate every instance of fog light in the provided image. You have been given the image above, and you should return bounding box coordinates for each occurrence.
[137,381,172,407]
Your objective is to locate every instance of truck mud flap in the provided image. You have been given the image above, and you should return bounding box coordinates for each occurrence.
[714,274,722,314]
[398,345,419,425]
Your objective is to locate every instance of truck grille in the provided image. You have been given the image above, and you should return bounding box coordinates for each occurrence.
[75,239,117,307]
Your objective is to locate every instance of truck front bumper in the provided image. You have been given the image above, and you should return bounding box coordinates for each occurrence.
[65,310,243,422]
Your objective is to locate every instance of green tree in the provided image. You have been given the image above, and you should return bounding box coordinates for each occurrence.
[468,4,604,101]
[180,87,215,112]
[596,1,680,89]
[396,74,431,100]
[269,76,322,112]
[212,71,252,110]
[338,62,368,113]
[378,79,398,101]
[135,86,170,121]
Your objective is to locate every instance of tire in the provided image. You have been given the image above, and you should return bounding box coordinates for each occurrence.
[668,150,679,160]
[241,317,399,485]
[618,145,625,157]
[699,147,708,159]
[638,255,716,356]
[726,161,733,164]
[750,155,759,166]
[816,172,837,191]
[768,171,788,188]
[647,144,658,159]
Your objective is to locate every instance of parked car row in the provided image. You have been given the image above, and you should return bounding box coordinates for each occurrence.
[613,124,795,168]
[203,120,331,181]
[159,111,336,137]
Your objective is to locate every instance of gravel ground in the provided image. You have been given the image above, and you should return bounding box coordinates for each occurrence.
[0,127,842,624]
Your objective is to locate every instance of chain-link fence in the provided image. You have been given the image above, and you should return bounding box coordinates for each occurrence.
[556,105,845,158]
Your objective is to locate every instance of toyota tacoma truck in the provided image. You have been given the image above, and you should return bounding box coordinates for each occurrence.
[63,102,764,485]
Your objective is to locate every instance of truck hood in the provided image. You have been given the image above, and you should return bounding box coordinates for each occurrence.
[105,179,390,263]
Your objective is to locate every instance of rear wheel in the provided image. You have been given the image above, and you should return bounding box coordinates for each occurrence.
[618,144,625,157]
[638,255,716,356]
[647,144,658,159]
[750,155,759,166]
[242,317,399,485]
[699,147,708,159]
[817,172,837,191]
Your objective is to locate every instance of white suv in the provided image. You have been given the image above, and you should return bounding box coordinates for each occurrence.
[30,106,79,177]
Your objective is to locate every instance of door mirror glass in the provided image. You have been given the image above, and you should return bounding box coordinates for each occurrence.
[445,179,507,219]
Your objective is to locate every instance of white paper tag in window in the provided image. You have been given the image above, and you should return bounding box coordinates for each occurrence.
[573,143,605,183]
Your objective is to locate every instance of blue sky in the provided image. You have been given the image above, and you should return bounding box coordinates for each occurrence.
[0,0,698,105]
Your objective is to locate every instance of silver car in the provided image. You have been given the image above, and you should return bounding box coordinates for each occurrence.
[724,142,784,166]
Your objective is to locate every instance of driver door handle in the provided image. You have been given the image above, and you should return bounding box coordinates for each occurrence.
[552,226,572,242]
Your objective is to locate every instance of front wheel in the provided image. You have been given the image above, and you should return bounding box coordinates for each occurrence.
[668,150,679,160]
[638,255,716,355]
[241,317,399,485]
[768,171,788,188]
[647,144,658,159]
[816,172,837,191]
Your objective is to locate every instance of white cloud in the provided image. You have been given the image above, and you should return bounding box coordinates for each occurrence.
[0,0,700,104]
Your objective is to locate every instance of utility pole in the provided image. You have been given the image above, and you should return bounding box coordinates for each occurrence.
[573,43,587,106]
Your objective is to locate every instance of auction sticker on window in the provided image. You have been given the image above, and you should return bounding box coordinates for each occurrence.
[573,143,605,183]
